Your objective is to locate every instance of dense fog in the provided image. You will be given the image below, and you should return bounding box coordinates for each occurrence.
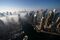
[0,9,60,40]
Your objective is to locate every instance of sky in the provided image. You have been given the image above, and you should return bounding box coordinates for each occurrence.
[0,0,60,12]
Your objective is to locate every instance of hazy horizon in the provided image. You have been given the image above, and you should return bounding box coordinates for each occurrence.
[0,0,60,12]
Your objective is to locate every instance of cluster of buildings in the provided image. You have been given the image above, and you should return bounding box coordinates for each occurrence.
[33,9,60,33]
[0,9,60,33]
[0,9,60,40]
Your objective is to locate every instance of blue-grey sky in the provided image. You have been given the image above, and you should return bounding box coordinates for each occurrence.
[0,0,60,10]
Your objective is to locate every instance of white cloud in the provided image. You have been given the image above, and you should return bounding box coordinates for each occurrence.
[0,7,21,13]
